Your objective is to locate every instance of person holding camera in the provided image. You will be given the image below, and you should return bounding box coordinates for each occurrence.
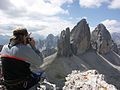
[0,28,43,90]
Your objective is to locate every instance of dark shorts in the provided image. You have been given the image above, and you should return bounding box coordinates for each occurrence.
[5,75,41,90]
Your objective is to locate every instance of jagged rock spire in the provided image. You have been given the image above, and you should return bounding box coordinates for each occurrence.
[91,24,113,54]
[70,19,91,55]
[57,27,72,57]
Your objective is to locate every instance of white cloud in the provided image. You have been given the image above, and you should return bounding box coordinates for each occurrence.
[108,0,120,9]
[79,0,109,8]
[101,19,120,33]
[0,0,73,17]
[0,15,74,37]
[35,17,74,36]
[0,0,74,37]
[79,0,120,9]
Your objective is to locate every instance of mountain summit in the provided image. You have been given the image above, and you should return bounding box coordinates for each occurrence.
[91,24,113,54]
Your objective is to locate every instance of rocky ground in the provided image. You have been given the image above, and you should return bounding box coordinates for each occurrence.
[31,70,117,90]
[63,70,117,90]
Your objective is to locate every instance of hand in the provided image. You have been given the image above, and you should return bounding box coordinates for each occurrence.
[29,37,35,48]
[23,32,31,45]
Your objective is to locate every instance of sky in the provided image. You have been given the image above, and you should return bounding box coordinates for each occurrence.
[0,0,120,38]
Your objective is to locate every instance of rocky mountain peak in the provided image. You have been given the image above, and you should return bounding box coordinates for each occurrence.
[57,27,72,57]
[70,19,91,55]
[91,24,113,54]
[46,34,54,40]
[57,19,91,56]
[96,24,107,31]
[45,34,57,49]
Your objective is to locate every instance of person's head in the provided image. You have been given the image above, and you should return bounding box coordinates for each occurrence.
[9,27,29,45]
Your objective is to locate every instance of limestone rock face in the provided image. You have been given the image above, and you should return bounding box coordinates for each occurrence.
[63,70,117,90]
[70,19,91,55]
[57,27,72,57]
[91,24,113,54]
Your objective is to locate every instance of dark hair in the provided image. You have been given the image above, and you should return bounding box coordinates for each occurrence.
[9,28,28,45]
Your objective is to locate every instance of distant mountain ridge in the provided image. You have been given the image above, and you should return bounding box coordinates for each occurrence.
[111,32,120,47]
[36,34,59,58]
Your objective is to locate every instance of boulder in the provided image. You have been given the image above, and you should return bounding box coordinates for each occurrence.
[70,19,91,55]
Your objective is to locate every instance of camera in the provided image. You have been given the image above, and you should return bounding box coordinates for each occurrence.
[26,37,32,44]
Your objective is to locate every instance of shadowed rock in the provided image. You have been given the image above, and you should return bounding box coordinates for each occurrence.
[57,27,72,57]
[91,24,113,54]
[70,19,91,55]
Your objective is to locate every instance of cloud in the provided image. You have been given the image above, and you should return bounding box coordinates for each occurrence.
[108,0,120,9]
[0,0,73,18]
[79,0,109,8]
[36,17,74,36]
[101,19,120,33]
[0,16,74,37]
[0,0,74,37]
[79,0,120,9]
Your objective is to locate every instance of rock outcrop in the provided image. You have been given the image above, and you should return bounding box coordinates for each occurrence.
[70,19,91,55]
[57,19,91,56]
[91,24,113,54]
[57,27,72,57]
[63,70,117,90]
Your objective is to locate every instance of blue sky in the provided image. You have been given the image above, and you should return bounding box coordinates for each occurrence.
[0,0,120,37]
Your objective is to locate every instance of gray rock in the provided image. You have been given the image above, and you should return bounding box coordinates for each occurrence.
[91,24,113,54]
[57,27,72,57]
[63,70,117,90]
[111,32,120,47]
[36,34,59,50]
[111,41,120,55]
[70,19,91,55]
[42,48,57,58]
[45,34,57,49]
